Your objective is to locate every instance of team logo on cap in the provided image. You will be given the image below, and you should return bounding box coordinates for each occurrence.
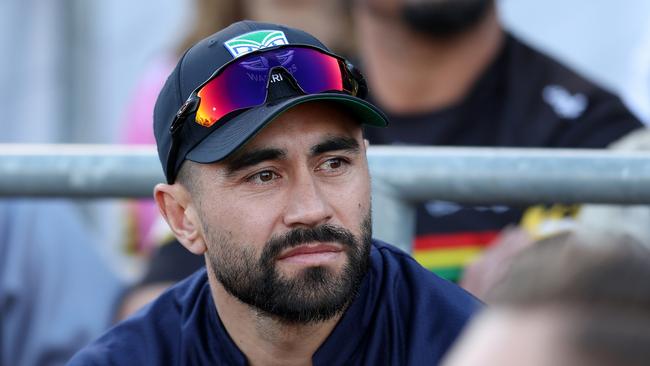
[224,30,289,58]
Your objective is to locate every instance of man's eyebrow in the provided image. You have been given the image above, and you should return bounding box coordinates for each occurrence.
[311,136,360,156]
[223,148,286,174]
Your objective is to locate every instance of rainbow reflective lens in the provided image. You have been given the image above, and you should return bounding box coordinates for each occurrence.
[182,45,363,128]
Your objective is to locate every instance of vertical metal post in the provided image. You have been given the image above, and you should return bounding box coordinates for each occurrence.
[371,179,416,253]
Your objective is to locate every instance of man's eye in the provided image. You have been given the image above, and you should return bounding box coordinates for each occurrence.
[318,158,346,172]
[249,170,279,184]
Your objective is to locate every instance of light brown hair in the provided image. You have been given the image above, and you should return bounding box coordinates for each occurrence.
[489,230,650,366]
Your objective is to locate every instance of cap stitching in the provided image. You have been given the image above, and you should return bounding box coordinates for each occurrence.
[176,48,192,105]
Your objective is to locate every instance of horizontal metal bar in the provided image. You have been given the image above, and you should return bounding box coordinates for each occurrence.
[368,146,650,204]
[1,144,650,204]
[0,144,163,198]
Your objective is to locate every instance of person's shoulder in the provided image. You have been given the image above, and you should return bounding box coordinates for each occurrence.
[365,240,481,362]
[503,33,642,146]
[369,239,481,313]
[67,268,210,365]
[505,33,639,112]
[506,34,602,94]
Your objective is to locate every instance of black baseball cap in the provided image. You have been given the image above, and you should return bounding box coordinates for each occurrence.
[154,20,388,184]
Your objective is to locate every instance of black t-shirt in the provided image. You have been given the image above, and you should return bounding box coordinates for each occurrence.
[364,33,643,280]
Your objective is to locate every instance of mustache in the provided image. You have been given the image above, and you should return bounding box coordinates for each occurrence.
[261,224,358,262]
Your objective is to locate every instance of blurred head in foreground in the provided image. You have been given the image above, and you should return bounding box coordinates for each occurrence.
[443,230,650,366]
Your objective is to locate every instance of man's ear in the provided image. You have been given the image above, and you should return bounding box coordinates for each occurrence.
[154,183,207,255]
[364,138,370,150]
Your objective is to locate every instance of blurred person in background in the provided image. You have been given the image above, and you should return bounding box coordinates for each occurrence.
[498,1,650,126]
[353,0,644,284]
[242,0,355,58]
[443,230,650,366]
[0,201,122,366]
[461,126,650,300]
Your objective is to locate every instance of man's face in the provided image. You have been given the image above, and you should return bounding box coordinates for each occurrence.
[442,308,576,366]
[191,102,372,324]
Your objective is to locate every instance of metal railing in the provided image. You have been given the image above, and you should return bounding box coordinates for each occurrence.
[2,144,650,251]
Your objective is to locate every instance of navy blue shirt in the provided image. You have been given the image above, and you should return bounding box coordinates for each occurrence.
[69,240,480,365]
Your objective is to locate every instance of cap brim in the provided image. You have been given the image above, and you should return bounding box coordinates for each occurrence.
[186,93,388,164]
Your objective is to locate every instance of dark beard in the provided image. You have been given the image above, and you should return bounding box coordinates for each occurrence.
[402,0,494,38]
[206,215,372,324]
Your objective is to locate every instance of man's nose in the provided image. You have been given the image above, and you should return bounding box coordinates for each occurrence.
[282,172,333,228]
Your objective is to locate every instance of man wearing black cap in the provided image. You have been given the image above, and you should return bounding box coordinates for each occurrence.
[69,21,479,365]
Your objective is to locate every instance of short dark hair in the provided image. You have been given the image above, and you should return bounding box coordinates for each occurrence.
[176,161,200,196]
[488,231,650,366]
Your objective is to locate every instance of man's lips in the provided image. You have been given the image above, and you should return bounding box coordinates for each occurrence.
[276,243,344,264]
